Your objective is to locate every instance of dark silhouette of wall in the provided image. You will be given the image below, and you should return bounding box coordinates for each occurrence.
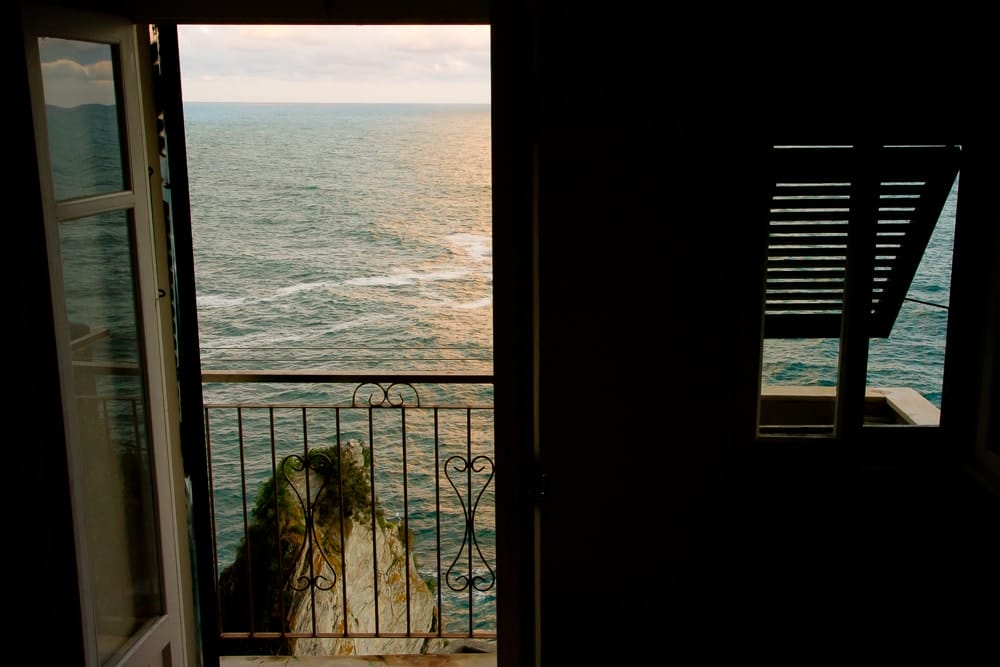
[532,6,1000,655]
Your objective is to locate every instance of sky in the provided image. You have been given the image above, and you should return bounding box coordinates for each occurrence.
[176,25,491,104]
[39,37,117,107]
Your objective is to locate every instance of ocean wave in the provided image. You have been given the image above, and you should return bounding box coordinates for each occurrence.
[274,280,338,296]
[454,296,492,310]
[448,232,492,261]
[420,268,470,281]
[345,274,416,287]
[197,293,254,308]
[345,268,470,287]
[315,313,394,335]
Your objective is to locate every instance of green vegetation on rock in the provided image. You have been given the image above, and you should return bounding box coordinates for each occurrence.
[217,442,384,655]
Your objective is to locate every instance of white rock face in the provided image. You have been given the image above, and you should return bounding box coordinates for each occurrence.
[284,441,437,656]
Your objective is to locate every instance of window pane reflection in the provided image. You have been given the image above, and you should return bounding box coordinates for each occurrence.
[39,37,127,200]
[59,210,162,664]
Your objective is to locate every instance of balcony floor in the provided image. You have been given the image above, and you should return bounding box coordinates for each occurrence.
[221,656,496,666]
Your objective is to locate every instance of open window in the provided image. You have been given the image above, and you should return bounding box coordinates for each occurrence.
[757,145,960,437]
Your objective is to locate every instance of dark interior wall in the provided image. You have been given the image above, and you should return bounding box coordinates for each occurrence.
[535,8,760,646]
[534,6,1000,655]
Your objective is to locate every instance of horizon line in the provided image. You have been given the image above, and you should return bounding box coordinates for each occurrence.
[182,99,491,105]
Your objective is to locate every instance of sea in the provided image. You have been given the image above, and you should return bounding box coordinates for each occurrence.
[183,102,498,634]
[184,102,494,378]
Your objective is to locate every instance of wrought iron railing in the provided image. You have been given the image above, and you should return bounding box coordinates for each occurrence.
[201,371,496,655]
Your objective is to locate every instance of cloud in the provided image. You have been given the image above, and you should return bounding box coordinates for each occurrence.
[177,25,490,103]
[43,58,114,81]
[41,58,116,106]
[38,37,112,66]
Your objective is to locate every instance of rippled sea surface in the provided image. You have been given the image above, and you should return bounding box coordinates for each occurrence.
[185,103,496,633]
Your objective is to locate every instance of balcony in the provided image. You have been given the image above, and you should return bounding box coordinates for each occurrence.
[759,385,940,435]
[199,371,497,662]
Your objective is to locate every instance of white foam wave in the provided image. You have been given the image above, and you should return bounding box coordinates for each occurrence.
[448,233,492,261]
[202,328,316,349]
[317,313,394,335]
[197,294,253,308]
[345,274,415,287]
[454,296,492,310]
[274,280,337,296]
[345,268,468,287]
[421,268,470,282]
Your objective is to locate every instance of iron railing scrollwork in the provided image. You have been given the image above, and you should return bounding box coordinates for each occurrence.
[280,450,339,592]
[444,453,496,595]
[352,381,420,407]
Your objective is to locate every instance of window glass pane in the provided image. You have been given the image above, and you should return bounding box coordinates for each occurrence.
[39,37,128,201]
[59,210,162,664]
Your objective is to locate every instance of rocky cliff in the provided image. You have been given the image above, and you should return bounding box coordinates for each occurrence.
[218,439,437,656]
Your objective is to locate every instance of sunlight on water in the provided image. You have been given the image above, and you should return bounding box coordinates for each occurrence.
[186,102,493,376]
[186,103,496,634]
